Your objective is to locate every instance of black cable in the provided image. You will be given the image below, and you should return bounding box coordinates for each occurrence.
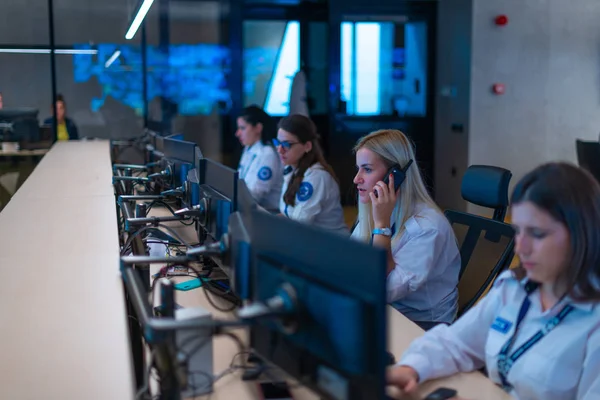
[120,223,191,256]
[202,285,237,312]
[199,277,239,312]
[185,262,212,279]
[221,331,245,355]
[179,329,245,367]
[229,351,253,369]
[186,370,213,397]
[144,200,196,226]
[179,219,196,226]
[204,279,239,301]
[175,331,244,396]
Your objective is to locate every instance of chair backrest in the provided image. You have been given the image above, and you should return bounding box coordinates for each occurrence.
[445,210,515,316]
[461,165,512,221]
[576,139,600,183]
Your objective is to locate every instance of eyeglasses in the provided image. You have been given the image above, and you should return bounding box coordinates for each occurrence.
[272,138,299,150]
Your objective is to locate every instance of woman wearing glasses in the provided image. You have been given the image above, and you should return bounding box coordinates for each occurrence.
[274,114,348,234]
[236,105,283,211]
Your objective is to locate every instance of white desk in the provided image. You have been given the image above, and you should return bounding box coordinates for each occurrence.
[147,208,511,400]
[0,141,134,399]
[12,142,113,201]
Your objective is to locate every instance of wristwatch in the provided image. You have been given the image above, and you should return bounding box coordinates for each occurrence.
[372,227,393,237]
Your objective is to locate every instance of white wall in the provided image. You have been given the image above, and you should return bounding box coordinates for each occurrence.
[469,0,600,194]
[435,0,600,214]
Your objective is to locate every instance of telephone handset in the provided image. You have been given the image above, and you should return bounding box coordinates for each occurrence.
[375,159,414,198]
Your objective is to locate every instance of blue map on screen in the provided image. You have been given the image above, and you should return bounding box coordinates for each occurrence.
[72,44,231,116]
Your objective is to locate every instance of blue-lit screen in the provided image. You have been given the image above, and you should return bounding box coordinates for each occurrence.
[73,44,231,116]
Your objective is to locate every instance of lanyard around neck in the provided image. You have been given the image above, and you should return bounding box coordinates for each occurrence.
[496,284,574,390]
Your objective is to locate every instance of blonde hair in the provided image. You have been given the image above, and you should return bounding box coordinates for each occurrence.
[353,129,440,243]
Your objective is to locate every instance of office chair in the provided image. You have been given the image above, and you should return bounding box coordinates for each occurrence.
[445,165,515,317]
[460,165,512,221]
[575,139,600,183]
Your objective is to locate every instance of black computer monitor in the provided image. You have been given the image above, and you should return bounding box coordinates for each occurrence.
[237,177,257,217]
[162,136,198,194]
[154,135,165,159]
[0,108,40,142]
[247,209,388,400]
[196,158,239,244]
[186,146,203,206]
[194,146,203,177]
[200,158,239,209]
[227,210,252,300]
[224,179,258,300]
[166,133,184,141]
[163,136,197,164]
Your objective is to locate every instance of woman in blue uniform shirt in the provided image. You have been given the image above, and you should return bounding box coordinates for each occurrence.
[236,105,283,211]
[351,129,460,328]
[388,162,600,400]
[274,114,347,234]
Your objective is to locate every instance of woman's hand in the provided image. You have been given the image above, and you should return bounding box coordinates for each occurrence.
[369,173,398,228]
[386,365,420,394]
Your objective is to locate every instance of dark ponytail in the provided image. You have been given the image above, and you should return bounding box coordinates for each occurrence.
[239,105,277,144]
[279,114,338,206]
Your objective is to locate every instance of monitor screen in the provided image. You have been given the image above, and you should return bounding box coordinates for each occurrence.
[222,179,258,299]
[199,158,239,211]
[154,136,165,155]
[247,209,388,400]
[0,108,38,121]
[236,178,257,218]
[0,108,40,142]
[163,137,197,164]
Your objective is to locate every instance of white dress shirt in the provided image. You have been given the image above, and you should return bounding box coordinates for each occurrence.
[352,204,460,324]
[238,141,283,211]
[399,270,600,400]
[279,163,348,234]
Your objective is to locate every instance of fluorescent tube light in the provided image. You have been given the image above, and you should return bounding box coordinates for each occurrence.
[125,0,155,40]
[104,50,122,68]
[0,48,97,55]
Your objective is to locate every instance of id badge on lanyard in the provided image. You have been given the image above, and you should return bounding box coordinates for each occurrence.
[496,282,574,391]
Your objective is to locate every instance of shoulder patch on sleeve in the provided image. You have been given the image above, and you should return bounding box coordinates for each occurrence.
[258,166,273,181]
[297,182,314,202]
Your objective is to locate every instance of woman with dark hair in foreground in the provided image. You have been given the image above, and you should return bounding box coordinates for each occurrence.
[388,162,600,400]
